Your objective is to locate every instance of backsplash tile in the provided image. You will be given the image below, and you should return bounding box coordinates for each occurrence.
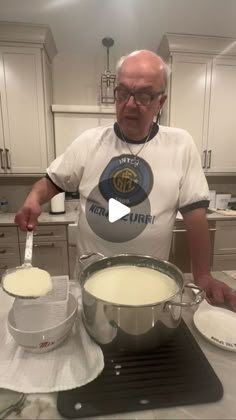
[207,175,236,197]
[0,176,49,212]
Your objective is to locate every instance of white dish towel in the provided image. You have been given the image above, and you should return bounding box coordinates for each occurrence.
[0,289,104,394]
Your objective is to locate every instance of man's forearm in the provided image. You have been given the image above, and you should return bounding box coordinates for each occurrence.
[25,178,59,206]
[182,208,212,280]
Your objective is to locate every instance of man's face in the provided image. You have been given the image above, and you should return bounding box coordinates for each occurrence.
[115,56,167,140]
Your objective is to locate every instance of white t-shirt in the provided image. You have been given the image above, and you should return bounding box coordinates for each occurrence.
[47,124,209,270]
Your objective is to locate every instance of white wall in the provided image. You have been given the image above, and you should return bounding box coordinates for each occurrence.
[53,50,118,105]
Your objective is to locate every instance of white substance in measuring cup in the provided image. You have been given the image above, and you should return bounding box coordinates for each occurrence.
[3,267,52,298]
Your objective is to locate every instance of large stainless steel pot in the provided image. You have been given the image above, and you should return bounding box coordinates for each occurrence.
[79,254,204,352]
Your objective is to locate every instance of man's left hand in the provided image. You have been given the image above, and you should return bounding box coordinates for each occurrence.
[196,274,236,312]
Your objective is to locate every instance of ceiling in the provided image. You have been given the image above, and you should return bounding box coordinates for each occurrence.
[0,0,236,56]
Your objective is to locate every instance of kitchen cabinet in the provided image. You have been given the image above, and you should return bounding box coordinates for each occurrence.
[169,220,216,273]
[158,34,236,173]
[212,220,236,270]
[18,225,69,276]
[0,226,20,277]
[68,244,77,280]
[0,22,57,174]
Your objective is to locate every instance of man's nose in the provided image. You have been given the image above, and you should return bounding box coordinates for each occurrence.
[126,94,136,106]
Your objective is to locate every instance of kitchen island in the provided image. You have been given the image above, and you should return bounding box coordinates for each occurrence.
[1,271,236,420]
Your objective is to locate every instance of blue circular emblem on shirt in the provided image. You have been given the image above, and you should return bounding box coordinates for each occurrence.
[99,154,153,206]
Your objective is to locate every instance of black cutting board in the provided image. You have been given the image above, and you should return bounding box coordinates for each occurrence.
[57,320,223,418]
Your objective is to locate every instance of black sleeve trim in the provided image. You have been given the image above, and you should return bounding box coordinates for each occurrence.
[45,174,64,193]
[179,200,210,214]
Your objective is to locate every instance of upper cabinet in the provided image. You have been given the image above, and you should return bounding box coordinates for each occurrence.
[0,22,57,174]
[158,34,236,174]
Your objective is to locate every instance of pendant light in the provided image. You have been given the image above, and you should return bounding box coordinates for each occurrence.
[100,37,116,104]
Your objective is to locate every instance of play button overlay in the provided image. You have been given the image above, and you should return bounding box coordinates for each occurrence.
[85,155,153,243]
[108,198,130,223]
[85,181,152,243]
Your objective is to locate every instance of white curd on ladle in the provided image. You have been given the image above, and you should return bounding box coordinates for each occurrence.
[3,267,52,298]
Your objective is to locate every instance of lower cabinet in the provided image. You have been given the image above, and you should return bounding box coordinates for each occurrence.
[212,221,236,270]
[169,224,191,273]
[2,219,236,278]
[18,224,69,276]
[68,245,77,280]
[169,220,216,273]
[0,226,20,278]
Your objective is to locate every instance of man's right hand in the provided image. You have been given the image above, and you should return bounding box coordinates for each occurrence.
[14,202,42,231]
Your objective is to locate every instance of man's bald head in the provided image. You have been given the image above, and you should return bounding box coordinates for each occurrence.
[116,50,170,92]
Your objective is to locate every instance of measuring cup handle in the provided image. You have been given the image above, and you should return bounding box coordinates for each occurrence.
[24,231,34,265]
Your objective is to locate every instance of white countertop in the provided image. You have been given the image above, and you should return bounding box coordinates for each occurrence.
[0,211,77,226]
[1,209,236,227]
[176,209,236,221]
[2,272,236,420]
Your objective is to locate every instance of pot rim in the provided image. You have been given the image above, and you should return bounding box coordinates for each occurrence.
[80,253,184,308]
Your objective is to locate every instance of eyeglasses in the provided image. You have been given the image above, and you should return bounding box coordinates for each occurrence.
[114,87,163,106]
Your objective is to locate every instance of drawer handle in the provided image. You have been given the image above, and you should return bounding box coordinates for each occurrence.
[173,228,216,233]
[0,233,5,238]
[33,243,55,248]
[33,232,54,237]
[0,249,6,254]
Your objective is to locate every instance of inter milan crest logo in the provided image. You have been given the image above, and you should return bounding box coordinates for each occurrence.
[112,167,138,194]
[85,154,154,242]
[99,154,153,206]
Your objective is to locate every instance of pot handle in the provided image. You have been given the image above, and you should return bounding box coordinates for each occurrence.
[79,252,105,265]
[168,283,205,307]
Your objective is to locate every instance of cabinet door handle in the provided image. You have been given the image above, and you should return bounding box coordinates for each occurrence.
[202,150,207,168]
[0,249,6,254]
[33,232,54,237]
[33,243,55,248]
[173,228,216,233]
[171,232,176,254]
[5,148,11,169]
[207,150,212,169]
[0,93,6,167]
[0,233,5,238]
[0,148,5,170]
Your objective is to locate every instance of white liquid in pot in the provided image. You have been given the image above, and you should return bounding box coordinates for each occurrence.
[84,265,179,305]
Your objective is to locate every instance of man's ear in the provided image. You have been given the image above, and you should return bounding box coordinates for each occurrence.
[159,94,167,108]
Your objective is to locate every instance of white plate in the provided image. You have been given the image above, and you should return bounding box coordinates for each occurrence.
[193,299,236,351]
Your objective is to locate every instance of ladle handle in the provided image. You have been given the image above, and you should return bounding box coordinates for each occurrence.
[24,231,33,265]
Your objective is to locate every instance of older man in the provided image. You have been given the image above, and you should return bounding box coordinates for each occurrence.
[15,50,236,311]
